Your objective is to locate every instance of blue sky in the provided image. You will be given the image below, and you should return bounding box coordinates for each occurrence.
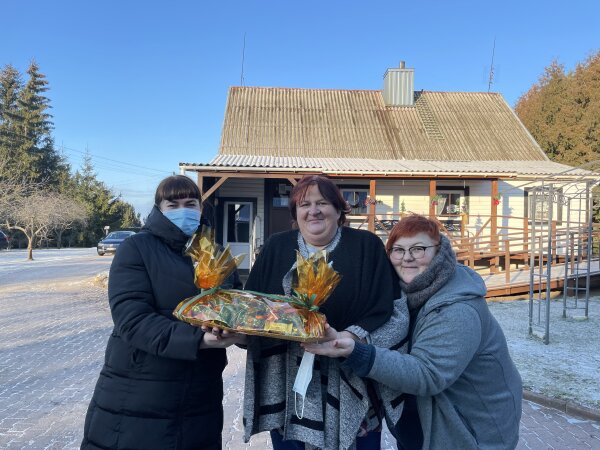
[3,0,599,218]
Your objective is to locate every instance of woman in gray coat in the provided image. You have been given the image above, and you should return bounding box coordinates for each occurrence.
[304,214,522,450]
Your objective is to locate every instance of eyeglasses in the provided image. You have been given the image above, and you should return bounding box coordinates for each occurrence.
[389,245,440,260]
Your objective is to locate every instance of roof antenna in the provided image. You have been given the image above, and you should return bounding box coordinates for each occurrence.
[487,36,496,92]
[240,32,246,86]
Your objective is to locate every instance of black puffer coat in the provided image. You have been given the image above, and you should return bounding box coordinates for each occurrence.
[82,207,241,450]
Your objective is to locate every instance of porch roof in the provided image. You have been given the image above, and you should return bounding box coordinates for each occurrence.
[180,155,595,180]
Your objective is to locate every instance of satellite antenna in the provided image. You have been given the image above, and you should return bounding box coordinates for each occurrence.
[240,32,246,86]
[487,37,496,92]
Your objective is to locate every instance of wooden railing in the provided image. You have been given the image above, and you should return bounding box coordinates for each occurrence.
[346,213,600,281]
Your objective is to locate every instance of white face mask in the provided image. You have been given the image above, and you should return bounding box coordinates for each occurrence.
[292,351,315,419]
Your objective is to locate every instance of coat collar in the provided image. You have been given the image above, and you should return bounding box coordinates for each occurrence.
[143,206,190,253]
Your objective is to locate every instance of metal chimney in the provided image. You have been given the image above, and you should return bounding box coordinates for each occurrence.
[383,61,414,106]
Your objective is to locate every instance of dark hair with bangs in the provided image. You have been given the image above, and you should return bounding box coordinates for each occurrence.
[385,214,443,254]
[289,175,350,226]
[154,175,201,206]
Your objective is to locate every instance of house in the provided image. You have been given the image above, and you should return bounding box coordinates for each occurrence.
[180,62,598,295]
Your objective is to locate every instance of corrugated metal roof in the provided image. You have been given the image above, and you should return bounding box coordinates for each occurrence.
[217,87,547,161]
[180,155,592,178]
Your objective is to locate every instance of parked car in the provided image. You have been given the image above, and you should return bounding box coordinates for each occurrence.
[0,230,9,250]
[97,230,136,256]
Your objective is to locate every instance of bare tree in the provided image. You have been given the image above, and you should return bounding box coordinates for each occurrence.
[0,157,42,224]
[48,195,88,248]
[4,190,87,259]
[5,190,52,259]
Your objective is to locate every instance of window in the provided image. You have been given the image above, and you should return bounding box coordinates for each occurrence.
[272,183,292,208]
[226,203,251,243]
[524,187,563,223]
[272,197,289,207]
[435,190,466,215]
[341,189,369,214]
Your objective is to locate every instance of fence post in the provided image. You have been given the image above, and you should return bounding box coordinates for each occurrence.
[469,242,475,268]
[551,221,557,263]
[505,239,511,283]
[491,180,499,273]
[523,217,529,268]
[429,180,437,218]
[368,179,376,233]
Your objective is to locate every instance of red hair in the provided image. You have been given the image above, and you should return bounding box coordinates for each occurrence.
[385,214,443,254]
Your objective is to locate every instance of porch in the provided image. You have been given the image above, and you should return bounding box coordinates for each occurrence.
[350,212,600,298]
[180,158,599,299]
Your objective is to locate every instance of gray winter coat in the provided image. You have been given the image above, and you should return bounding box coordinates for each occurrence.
[366,265,522,449]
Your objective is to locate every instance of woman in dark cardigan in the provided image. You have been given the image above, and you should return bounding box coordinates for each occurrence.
[241,175,399,450]
[81,175,243,450]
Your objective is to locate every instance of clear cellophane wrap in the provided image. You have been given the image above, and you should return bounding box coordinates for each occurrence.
[173,227,341,342]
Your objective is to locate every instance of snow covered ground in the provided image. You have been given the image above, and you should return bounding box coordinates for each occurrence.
[0,248,112,287]
[489,293,600,412]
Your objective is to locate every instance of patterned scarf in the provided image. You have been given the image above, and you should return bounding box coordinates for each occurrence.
[244,227,408,449]
[398,234,457,312]
[282,227,342,295]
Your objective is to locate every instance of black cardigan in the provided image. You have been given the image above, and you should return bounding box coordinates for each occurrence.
[245,227,398,332]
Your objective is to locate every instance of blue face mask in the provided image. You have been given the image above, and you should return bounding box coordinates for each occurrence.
[162,208,201,236]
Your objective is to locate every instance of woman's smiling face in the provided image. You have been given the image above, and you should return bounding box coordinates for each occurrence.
[389,232,439,284]
[296,184,341,247]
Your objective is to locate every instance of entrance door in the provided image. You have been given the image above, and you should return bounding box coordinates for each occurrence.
[223,201,253,270]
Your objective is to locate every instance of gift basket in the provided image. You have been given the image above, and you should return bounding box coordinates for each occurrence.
[173,227,341,342]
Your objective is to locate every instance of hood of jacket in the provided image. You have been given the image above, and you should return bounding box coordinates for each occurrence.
[142,205,191,253]
[420,264,487,316]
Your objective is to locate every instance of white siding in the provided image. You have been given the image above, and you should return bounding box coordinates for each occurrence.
[360,178,593,253]
[378,181,430,215]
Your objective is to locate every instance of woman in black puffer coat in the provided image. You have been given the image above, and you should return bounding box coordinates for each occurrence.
[81,175,242,450]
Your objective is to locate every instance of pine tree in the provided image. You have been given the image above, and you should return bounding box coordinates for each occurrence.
[69,153,141,246]
[567,52,600,163]
[15,60,68,185]
[0,64,24,168]
[0,65,37,224]
[515,51,600,165]
[2,62,142,247]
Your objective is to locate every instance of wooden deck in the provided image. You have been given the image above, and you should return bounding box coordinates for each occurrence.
[481,258,600,297]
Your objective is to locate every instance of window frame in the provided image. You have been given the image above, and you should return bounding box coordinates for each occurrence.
[435,186,469,216]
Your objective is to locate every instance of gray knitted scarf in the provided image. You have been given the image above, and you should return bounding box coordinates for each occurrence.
[399,234,457,312]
